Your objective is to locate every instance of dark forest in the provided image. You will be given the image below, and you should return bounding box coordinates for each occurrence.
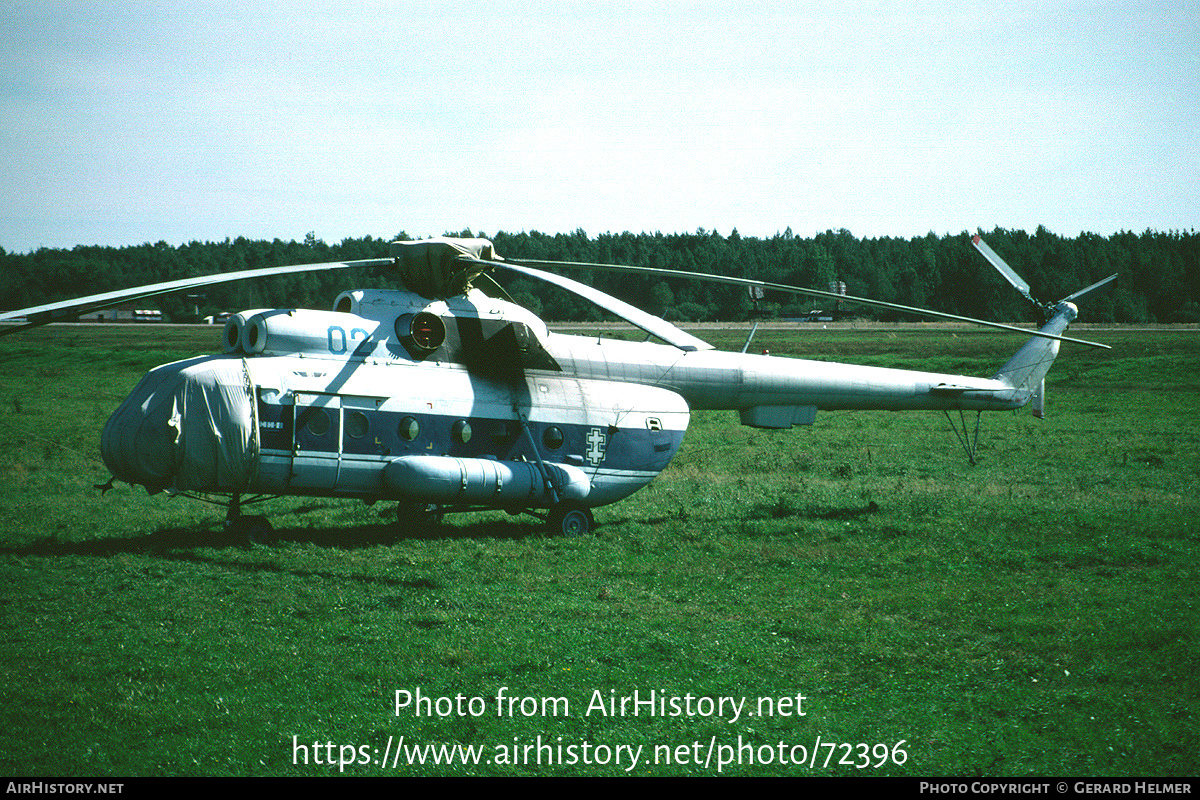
[3,227,1197,324]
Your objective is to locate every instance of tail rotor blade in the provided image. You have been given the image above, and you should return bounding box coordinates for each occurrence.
[1061,273,1118,305]
[970,235,1040,309]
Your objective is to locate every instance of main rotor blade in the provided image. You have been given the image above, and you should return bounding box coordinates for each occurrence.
[507,258,1111,350]
[485,261,713,351]
[0,258,393,336]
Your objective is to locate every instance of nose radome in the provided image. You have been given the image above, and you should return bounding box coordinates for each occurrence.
[101,356,258,494]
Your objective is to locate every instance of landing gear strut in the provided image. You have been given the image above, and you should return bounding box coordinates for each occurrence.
[945,409,983,466]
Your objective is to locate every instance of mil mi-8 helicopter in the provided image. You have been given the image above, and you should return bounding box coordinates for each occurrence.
[0,234,1115,538]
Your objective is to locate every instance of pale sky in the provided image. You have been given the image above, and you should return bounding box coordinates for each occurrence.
[2,0,1197,253]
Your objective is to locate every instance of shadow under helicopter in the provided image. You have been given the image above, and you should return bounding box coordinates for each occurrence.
[1,514,546,568]
[4,497,893,563]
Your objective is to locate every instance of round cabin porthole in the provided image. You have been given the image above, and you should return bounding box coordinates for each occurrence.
[398,416,420,441]
[303,408,330,437]
[452,419,472,444]
[543,425,564,450]
[346,411,369,439]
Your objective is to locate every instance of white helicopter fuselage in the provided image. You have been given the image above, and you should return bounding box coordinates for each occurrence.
[99,285,1040,514]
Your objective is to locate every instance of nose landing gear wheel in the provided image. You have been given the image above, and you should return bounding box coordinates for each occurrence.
[548,504,594,537]
[242,516,275,546]
[226,514,274,546]
[225,494,275,546]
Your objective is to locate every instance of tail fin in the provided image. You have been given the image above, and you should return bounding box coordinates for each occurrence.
[991,301,1077,418]
[972,235,1118,418]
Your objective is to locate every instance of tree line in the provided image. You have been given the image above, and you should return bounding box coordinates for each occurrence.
[2,227,1197,324]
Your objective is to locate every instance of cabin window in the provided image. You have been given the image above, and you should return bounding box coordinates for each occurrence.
[398,416,420,441]
[346,411,369,439]
[452,419,472,444]
[303,408,330,437]
[543,426,564,450]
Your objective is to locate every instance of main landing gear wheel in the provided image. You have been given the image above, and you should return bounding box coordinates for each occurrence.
[548,504,595,537]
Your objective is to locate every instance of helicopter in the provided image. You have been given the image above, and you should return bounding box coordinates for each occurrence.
[0,234,1115,538]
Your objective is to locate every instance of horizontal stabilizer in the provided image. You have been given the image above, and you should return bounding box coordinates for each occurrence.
[929,384,977,395]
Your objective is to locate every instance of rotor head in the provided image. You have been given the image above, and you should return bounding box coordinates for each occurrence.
[389,237,501,298]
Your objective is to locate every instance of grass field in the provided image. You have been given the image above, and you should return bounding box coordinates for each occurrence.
[0,323,1197,776]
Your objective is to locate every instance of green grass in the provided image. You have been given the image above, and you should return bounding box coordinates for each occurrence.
[0,324,1197,776]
